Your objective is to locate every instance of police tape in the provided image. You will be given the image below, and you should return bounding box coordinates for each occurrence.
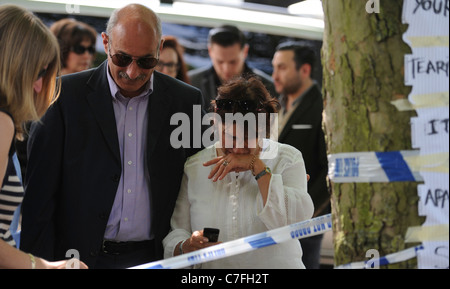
[129,213,332,269]
[335,245,424,269]
[328,150,424,183]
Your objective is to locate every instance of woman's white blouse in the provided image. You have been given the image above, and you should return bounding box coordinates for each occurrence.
[163,139,314,269]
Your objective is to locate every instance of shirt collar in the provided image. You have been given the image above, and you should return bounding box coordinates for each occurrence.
[280,81,317,112]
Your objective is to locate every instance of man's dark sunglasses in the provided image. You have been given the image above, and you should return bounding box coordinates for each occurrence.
[72,44,96,55]
[215,99,260,112]
[109,51,159,70]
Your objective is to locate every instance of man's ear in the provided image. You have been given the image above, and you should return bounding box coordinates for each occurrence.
[242,44,249,58]
[207,43,213,58]
[101,32,109,54]
[300,63,312,77]
[159,38,165,56]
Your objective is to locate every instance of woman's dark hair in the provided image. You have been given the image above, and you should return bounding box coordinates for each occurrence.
[50,18,97,68]
[213,76,280,138]
[162,35,190,84]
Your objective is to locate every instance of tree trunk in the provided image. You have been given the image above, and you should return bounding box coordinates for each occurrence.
[321,0,425,268]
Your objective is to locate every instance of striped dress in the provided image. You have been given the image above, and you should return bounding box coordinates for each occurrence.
[0,109,24,247]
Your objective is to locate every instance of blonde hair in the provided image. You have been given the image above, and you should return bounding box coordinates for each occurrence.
[0,4,61,138]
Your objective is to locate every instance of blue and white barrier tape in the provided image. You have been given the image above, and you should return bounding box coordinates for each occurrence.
[129,214,332,269]
[335,245,424,269]
[328,150,424,183]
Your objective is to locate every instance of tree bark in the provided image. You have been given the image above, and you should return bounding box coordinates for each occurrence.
[321,0,425,268]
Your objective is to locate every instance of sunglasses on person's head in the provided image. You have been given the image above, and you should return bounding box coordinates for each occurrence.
[71,44,96,55]
[215,99,261,112]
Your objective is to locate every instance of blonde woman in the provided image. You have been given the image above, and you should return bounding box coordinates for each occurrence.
[0,4,87,269]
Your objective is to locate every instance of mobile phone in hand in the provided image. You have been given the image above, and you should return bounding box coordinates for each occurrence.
[203,227,220,242]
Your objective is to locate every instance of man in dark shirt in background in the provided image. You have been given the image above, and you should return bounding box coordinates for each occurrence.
[272,42,330,269]
[189,24,276,111]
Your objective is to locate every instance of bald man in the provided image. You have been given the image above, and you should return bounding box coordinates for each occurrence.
[21,4,205,269]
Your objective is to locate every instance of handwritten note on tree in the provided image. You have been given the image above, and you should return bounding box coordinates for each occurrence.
[403,0,449,269]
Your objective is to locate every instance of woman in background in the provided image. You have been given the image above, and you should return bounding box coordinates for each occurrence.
[156,35,190,83]
[50,18,97,75]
